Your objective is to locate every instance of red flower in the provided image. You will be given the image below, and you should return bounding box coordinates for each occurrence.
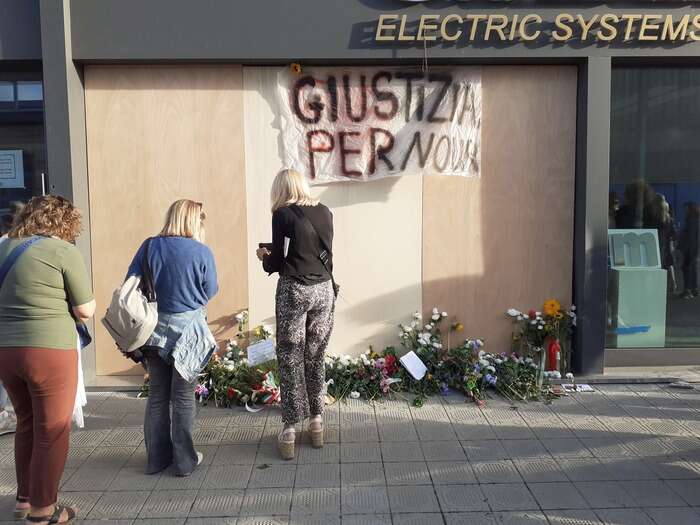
[384,354,398,374]
[528,309,537,319]
[226,387,235,400]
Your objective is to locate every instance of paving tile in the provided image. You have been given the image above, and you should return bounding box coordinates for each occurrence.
[595,508,656,525]
[384,461,431,486]
[78,520,133,525]
[296,442,339,464]
[214,445,259,465]
[541,438,593,458]
[581,437,634,458]
[575,481,637,508]
[295,463,339,488]
[444,512,497,525]
[482,483,539,511]
[644,458,700,480]
[188,489,245,517]
[288,515,340,525]
[514,459,567,483]
[341,486,390,514]
[155,466,208,490]
[139,490,197,519]
[340,442,382,463]
[187,517,237,524]
[239,488,292,516]
[377,423,419,442]
[415,421,457,441]
[256,442,299,465]
[138,519,187,524]
[666,479,700,505]
[236,516,289,525]
[204,464,253,489]
[644,506,700,525]
[471,460,522,483]
[340,424,379,443]
[62,467,119,491]
[70,429,110,448]
[427,461,476,485]
[103,427,144,447]
[461,440,510,461]
[435,484,489,512]
[86,446,135,468]
[221,427,264,444]
[421,441,466,462]
[387,484,440,513]
[57,491,103,517]
[109,466,162,491]
[490,511,549,524]
[339,514,391,525]
[192,427,225,445]
[393,513,446,525]
[381,442,423,463]
[0,469,16,496]
[87,490,148,519]
[501,439,551,460]
[527,481,588,510]
[291,487,340,514]
[557,458,615,482]
[341,462,385,486]
[451,420,498,441]
[247,464,294,488]
[545,509,603,525]
[619,480,687,508]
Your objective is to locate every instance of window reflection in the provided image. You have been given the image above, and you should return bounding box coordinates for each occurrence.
[608,67,700,348]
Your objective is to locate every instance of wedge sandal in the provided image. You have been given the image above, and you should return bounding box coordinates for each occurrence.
[308,418,324,449]
[277,428,296,460]
[25,504,76,524]
[14,496,29,520]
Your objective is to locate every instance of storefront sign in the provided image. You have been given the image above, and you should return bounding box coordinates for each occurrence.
[277,67,481,183]
[375,13,700,44]
[0,150,24,189]
[608,229,661,269]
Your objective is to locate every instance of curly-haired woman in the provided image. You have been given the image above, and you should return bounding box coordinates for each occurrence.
[0,195,95,525]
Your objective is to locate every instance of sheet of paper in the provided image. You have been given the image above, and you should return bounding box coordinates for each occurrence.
[247,339,276,366]
[400,351,428,380]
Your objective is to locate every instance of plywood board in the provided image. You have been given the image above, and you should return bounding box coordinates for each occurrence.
[243,67,423,357]
[423,66,577,353]
[85,65,248,375]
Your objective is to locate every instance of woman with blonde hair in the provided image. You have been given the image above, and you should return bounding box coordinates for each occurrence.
[256,169,336,460]
[127,199,218,476]
[0,195,94,524]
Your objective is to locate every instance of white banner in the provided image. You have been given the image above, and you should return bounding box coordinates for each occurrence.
[277,67,481,184]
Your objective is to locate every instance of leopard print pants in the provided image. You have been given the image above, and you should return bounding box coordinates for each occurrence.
[275,276,335,425]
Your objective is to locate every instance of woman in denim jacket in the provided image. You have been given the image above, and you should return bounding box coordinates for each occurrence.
[127,200,218,477]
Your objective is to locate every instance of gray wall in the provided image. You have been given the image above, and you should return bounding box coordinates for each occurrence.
[69,0,700,62]
[0,0,41,61]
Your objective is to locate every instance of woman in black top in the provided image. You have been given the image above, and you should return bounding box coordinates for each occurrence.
[256,169,335,460]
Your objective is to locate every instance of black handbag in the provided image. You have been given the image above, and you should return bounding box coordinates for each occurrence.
[289,205,340,298]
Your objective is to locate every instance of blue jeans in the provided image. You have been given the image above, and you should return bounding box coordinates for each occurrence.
[144,349,198,476]
[0,382,7,411]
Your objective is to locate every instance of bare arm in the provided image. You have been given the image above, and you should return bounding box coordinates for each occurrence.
[72,299,96,322]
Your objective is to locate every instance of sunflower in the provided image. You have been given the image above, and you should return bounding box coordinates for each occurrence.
[290,62,302,75]
[543,298,561,317]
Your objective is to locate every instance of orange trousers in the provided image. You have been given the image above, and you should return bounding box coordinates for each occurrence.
[0,347,77,507]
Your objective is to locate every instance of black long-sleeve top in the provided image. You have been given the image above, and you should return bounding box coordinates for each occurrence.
[262,204,334,285]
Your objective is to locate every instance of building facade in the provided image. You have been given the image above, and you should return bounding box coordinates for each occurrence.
[2,0,699,382]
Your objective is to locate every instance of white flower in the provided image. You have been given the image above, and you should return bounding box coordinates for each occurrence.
[441,311,448,317]
[565,372,574,380]
[432,307,439,315]
[525,357,533,364]
[349,391,360,399]
[570,305,576,311]
[538,325,543,330]
[486,365,496,373]
[530,320,537,325]
[495,359,503,365]
[507,308,520,317]
[425,324,433,331]
[432,342,442,349]
[517,315,523,321]
[480,359,489,367]
[413,312,422,320]
[551,371,561,379]
[478,350,486,358]
[432,314,440,321]
[476,339,484,347]
[411,320,418,328]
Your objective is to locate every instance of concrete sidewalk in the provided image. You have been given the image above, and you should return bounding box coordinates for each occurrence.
[2,384,700,524]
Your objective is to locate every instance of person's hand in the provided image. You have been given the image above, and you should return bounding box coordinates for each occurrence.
[256,247,271,261]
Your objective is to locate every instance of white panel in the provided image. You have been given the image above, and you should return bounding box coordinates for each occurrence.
[243,67,423,356]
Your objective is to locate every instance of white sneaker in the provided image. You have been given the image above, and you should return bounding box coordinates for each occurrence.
[196,451,203,466]
[0,411,16,436]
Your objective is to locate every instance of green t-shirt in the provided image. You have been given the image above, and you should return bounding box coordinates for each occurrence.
[0,237,93,350]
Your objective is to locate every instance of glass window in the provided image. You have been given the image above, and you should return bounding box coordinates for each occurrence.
[0,76,46,235]
[16,81,42,101]
[608,67,700,348]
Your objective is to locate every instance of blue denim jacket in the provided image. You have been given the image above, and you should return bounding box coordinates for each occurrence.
[146,308,217,383]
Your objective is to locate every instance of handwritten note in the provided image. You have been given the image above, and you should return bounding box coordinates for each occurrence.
[247,339,276,366]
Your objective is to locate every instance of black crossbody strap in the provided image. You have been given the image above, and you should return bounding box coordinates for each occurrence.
[140,238,157,302]
[289,205,338,295]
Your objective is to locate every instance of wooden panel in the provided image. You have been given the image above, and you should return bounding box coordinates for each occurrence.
[423,66,577,352]
[85,65,248,376]
[243,67,423,356]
